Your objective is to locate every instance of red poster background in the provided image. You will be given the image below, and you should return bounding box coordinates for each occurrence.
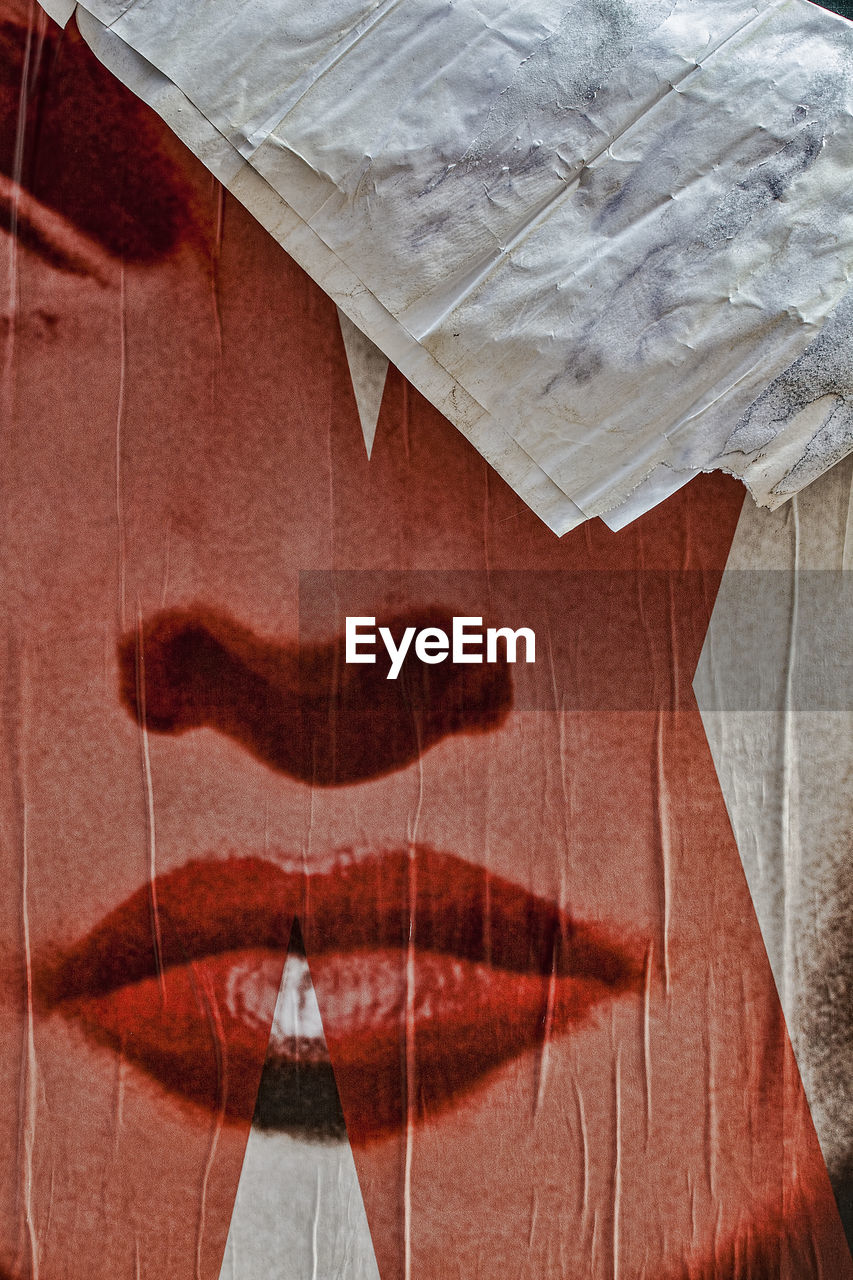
[1,8,851,1278]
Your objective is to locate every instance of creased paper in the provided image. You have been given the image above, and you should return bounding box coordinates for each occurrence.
[40,0,853,532]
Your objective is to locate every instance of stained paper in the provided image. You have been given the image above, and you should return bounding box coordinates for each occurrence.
[38,0,853,533]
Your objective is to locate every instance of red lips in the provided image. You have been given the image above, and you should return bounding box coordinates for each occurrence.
[39,850,644,1143]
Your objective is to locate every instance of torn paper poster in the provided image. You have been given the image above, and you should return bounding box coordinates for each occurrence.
[38,0,853,533]
[3,8,853,1275]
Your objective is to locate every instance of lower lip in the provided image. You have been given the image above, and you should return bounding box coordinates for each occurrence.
[59,941,629,1143]
[42,849,642,1143]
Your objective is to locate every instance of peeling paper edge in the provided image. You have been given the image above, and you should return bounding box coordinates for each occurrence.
[72,1,764,535]
[68,0,853,534]
[74,5,588,537]
[38,0,75,25]
[71,0,697,531]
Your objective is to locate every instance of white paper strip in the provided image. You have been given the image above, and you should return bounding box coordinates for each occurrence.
[695,455,853,1196]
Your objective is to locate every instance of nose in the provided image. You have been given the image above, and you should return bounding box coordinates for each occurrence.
[117,605,513,785]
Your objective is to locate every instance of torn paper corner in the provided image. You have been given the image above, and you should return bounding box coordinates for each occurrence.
[62,0,853,533]
[336,307,389,460]
[39,0,74,26]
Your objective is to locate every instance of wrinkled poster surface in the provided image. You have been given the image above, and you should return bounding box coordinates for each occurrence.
[1,4,852,1278]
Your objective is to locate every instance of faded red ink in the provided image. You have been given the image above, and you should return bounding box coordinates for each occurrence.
[117,606,513,784]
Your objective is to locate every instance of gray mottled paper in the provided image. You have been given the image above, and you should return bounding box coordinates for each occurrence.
[47,0,853,531]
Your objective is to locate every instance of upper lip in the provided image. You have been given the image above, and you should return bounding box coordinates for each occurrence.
[38,849,645,1142]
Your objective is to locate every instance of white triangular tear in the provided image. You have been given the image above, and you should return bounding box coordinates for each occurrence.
[337,307,389,459]
[218,940,381,1280]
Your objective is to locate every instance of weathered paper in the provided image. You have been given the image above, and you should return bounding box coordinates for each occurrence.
[695,454,853,1227]
[43,0,853,533]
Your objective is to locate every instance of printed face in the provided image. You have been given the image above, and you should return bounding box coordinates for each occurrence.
[0,7,849,1280]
